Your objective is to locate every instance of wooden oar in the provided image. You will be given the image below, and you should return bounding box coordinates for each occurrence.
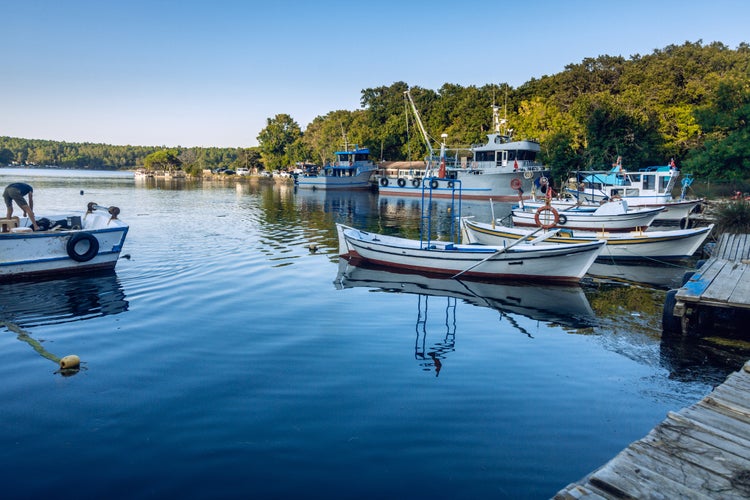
[452,225,545,278]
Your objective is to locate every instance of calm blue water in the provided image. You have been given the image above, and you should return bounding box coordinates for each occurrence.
[0,169,743,499]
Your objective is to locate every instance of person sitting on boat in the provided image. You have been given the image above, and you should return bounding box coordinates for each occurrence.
[3,182,39,231]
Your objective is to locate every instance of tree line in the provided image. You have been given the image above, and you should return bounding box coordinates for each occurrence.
[2,41,748,182]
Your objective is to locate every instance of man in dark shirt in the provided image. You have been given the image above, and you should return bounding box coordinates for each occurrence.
[3,182,39,230]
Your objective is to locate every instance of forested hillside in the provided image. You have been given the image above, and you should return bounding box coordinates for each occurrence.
[3,41,748,181]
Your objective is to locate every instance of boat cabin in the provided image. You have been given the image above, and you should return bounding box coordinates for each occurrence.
[577,165,681,200]
[470,134,542,170]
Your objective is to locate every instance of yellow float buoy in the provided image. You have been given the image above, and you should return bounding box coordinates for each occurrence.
[59,355,80,369]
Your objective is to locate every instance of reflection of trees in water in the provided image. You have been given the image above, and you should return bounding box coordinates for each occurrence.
[659,333,749,384]
[584,281,746,382]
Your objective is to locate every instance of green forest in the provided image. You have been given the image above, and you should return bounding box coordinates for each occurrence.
[2,41,748,183]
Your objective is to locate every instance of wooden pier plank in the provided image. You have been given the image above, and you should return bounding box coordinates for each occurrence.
[624,441,737,496]
[554,361,750,498]
[647,415,750,474]
[586,455,715,499]
[674,407,750,450]
[702,262,749,303]
[677,259,727,299]
[727,263,750,307]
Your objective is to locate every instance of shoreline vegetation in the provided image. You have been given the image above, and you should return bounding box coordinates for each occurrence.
[1,41,748,189]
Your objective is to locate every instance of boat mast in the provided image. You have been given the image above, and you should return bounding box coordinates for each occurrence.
[404,90,435,157]
[492,87,509,137]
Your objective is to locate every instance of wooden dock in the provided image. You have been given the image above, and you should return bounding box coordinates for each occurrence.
[663,233,750,336]
[555,361,750,499]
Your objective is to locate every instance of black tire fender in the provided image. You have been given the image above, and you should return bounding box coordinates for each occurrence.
[662,289,681,334]
[67,232,100,262]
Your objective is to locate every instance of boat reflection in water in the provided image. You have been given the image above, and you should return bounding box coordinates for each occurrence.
[0,271,129,374]
[334,258,596,375]
[587,259,693,289]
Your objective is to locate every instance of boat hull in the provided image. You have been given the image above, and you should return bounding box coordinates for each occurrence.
[295,171,375,190]
[0,208,129,281]
[564,193,702,221]
[377,170,549,201]
[461,219,714,260]
[511,205,663,232]
[337,224,604,283]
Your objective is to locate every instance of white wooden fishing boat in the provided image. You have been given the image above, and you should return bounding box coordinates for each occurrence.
[461,218,714,260]
[511,199,664,232]
[565,159,703,225]
[334,258,597,328]
[0,202,129,281]
[336,223,604,283]
[374,91,550,201]
[294,145,377,190]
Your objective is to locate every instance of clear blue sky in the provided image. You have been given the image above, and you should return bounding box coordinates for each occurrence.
[2,0,749,148]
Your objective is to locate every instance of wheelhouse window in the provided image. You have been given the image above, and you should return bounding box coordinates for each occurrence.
[642,174,655,190]
[475,151,494,162]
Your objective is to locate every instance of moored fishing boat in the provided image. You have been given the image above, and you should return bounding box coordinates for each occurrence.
[511,199,664,232]
[336,223,605,283]
[0,202,129,281]
[374,91,550,201]
[461,218,714,260]
[294,145,377,190]
[565,158,703,225]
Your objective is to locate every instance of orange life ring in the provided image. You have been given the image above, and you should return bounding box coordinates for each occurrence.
[510,178,522,190]
[534,206,559,229]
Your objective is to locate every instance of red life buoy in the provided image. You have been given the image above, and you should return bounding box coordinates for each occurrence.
[534,206,559,229]
[510,178,522,190]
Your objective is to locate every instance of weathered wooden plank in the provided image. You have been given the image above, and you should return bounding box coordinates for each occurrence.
[677,259,728,300]
[709,371,750,405]
[722,233,750,260]
[677,405,750,445]
[737,234,750,259]
[727,264,750,306]
[641,425,750,480]
[587,454,714,499]
[716,234,736,260]
[737,236,749,260]
[624,441,737,497]
[654,413,750,469]
[668,409,750,451]
[702,262,748,303]
[553,483,608,499]
[555,362,750,499]
[703,392,750,420]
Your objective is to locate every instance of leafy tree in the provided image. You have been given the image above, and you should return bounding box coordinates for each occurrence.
[685,78,750,179]
[144,149,182,171]
[257,114,302,169]
[0,148,13,165]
